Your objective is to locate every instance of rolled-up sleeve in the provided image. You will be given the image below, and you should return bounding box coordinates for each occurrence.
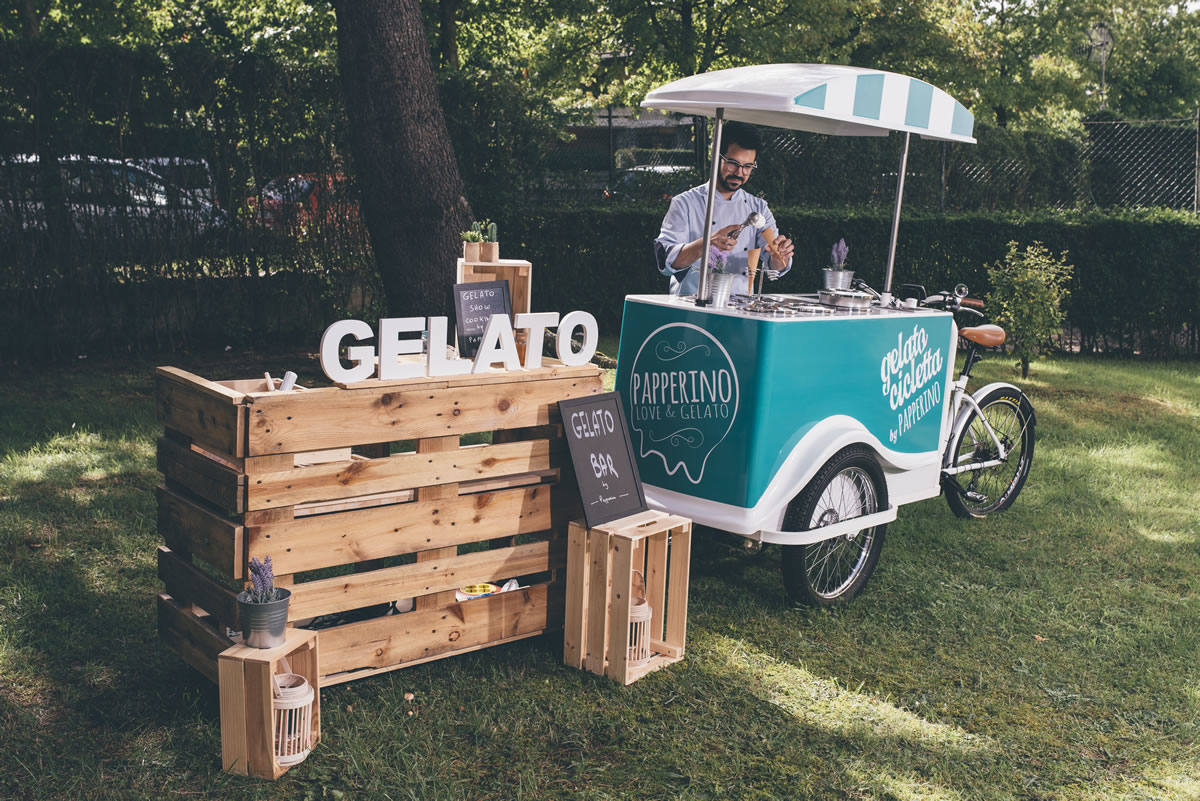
[654,196,693,279]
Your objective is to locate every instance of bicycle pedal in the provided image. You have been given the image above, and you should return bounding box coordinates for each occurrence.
[964,490,988,503]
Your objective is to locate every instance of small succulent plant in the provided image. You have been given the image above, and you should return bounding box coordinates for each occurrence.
[246,556,283,603]
[462,220,498,243]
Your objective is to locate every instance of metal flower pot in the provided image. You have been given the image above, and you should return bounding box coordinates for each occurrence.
[821,268,854,290]
[237,588,292,649]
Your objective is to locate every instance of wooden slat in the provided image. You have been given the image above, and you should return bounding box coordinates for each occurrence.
[584,529,610,676]
[665,524,692,651]
[248,485,551,576]
[651,640,685,659]
[157,546,241,630]
[455,468,557,497]
[293,488,415,517]
[218,656,249,775]
[319,631,544,686]
[415,436,463,612]
[625,652,680,684]
[606,535,635,683]
[243,453,294,473]
[157,436,244,516]
[155,367,246,457]
[595,510,684,538]
[317,583,555,678]
[245,374,601,455]
[157,593,232,684]
[247,439,551,511]
[157,366,246,402]
[157,485,245,579]
[287,540,559,621]
[646,531,669,642]
[562,521,588,670]
[244,656,277,778]
[336,359,596,391]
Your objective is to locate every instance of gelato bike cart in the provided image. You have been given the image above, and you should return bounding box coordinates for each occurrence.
[615,65,1036,605]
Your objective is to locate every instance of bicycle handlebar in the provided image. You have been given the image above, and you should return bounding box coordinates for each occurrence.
[918,291,985,318]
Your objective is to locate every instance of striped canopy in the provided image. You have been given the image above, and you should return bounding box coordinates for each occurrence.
[641,64,975,144]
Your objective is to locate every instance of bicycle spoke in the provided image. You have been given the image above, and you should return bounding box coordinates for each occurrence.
[806,467,877,597]
[951,397,1032,516]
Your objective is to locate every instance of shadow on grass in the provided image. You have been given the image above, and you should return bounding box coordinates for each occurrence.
[0,429,259,797]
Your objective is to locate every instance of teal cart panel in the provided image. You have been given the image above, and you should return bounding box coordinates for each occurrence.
[616,296,954,509]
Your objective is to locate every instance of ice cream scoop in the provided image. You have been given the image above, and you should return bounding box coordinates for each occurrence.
[728,211,766,239]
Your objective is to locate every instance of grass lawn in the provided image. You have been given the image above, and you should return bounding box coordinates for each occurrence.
[1,350,1198,800]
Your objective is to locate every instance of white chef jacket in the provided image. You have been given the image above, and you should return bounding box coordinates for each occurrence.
[654,184,792,296]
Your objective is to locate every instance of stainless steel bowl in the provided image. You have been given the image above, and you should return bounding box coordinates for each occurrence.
[818,288,875,309]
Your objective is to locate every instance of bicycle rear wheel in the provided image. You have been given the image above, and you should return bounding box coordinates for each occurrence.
[944,387,1035,518]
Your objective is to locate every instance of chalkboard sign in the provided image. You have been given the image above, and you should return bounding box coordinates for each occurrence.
[558,392,648,528]
[453,280,512,359]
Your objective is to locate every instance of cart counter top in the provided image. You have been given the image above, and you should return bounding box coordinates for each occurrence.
[623,293,950,322]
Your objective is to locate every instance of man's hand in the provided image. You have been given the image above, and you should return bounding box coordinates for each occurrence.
[770,234,794,269]
[712,223,742,252]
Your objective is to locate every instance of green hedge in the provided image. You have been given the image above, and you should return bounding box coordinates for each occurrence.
[494,205,1200,356]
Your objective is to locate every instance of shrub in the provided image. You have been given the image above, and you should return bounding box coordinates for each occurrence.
[986,241,1074,377]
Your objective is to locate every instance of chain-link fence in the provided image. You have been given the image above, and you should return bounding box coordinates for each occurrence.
[1074,116,1198,210]
[555,110,1200,214]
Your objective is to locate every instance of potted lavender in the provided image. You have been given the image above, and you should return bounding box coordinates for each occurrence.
[237,556,291,649]
[822,238,853,289]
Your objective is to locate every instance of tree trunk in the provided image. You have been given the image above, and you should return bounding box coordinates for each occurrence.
[438,0,459,71]
[334,0,471,318]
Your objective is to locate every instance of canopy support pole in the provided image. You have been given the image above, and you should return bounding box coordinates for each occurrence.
[883,131,910,297]
[696,109,725,306]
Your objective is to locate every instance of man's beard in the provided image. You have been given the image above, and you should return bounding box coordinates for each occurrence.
[717,172,743,193]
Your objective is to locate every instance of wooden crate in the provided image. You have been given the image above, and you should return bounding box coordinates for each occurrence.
[457,257,532,316]
[155,360,602,688]
[564,510,692,685]
[457,257,533,361]
[219,628,321,779]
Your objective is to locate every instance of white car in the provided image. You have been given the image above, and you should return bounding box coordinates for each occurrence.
[0,154,228,250]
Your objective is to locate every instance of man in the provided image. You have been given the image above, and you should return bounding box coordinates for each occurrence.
[654,121,794,296]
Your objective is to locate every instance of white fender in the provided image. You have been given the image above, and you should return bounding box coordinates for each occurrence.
[643,414,940,536]
[942,381,1033,467]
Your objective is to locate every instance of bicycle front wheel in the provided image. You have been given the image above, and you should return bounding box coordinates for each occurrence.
[781,446,888,606]
[944,387,1035,518]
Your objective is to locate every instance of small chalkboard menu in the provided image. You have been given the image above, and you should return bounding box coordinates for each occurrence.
[558,392,648,528]
[453,279,512,359]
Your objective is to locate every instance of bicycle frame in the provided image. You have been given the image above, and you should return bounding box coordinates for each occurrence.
[940,337,1028,477]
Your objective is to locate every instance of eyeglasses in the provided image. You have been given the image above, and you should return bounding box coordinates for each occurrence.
[720,154,757,172]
